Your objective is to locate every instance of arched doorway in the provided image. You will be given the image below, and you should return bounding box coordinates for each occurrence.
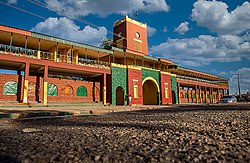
[143,80,158,105]
[172,90,176,104]
[116,86,124,105]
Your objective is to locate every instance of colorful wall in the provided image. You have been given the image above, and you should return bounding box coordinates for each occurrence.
[0,74,100,103]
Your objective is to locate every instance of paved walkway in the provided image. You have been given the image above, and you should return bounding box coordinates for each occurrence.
[0,102,170,119]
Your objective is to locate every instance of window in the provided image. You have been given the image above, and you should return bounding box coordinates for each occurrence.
[133,80,139,98]
[135,40,142,52]
[185,93,188,99]
[164,83,169,98]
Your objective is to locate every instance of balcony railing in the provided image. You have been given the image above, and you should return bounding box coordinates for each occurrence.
[177,75,226,86]
[0,44,110,69]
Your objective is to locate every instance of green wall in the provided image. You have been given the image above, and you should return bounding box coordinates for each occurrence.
[171,76,179,104]
[111,66,127,105]
[142,68,160,104]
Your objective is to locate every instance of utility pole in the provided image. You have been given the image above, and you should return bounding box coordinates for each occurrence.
[236,74,241,98]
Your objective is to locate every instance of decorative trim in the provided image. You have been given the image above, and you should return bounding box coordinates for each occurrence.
[127,65,141,70]
[142,77,160,92]
[111,63,127,68]
[133,38,142,43]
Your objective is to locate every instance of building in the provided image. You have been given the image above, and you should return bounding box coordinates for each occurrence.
[0,16,229,105]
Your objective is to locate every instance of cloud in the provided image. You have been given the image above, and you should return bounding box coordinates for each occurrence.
[174,22,189,35]
[147,25,157,37]
[150,34,250,67]
[31,17,107,46]
[192,0,250,35]
[162,26,168,33]
[229,67,250,94]
[5,0,17,4]
[44,0,169,17]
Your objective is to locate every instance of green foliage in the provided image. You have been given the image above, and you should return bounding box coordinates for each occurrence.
[100,38,113,50]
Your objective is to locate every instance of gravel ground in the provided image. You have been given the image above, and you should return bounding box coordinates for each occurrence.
[0,104,249,163]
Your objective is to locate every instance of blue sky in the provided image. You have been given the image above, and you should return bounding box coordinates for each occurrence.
[0,0,250,94]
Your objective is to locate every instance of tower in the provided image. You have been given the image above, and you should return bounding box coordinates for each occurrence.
[113,15,148,55]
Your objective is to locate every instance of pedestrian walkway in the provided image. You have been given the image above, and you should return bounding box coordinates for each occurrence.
[0,102,170,119]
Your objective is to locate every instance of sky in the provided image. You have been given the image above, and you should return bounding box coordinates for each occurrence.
[0,0,250,94]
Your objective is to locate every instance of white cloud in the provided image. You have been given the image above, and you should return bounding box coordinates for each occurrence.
[174,22,189,35]
[192,0,250,35]
[44,0,169,17]
[150,34,250,67]
[31,17,107,46]
[162,26,168,33]
[229,67,250,94]
[147,25,157,37]
[5,0,17,4]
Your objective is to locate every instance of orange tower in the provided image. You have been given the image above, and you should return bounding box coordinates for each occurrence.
[113,15,148,55]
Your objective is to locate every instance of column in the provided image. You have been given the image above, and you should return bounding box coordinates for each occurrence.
[195,85,198,103]
[178,82,181,104]
[54,43,58,62]
[17,70,22,102]
[204,86,207,103]
[103,73,107,105]
[75,50,79,65]
[43,65,48,105]
[23,63,30,103]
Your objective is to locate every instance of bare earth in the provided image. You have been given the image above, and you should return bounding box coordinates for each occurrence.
[0,104,249,163]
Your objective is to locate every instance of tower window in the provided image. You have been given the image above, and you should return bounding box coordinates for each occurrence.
[136,32,140,38]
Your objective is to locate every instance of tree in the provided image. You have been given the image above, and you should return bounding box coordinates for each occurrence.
[100,38,113,50]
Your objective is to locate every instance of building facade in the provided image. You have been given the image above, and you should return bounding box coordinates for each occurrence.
[0,16,229,105]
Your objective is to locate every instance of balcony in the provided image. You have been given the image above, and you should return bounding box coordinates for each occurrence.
[0,44,110,70]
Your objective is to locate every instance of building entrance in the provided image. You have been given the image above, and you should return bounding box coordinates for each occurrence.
[143,80,158,105]
[116,86,124,105]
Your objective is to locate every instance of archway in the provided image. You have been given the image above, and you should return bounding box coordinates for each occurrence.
[116,86,124,105]
[143,79,159,105]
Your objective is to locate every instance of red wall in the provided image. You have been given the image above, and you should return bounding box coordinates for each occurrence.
[127,68,143,105]
[160,73,172,105]
[0,74,100,103]
[126,21,148,55]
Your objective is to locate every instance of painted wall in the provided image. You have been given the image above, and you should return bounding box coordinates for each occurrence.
[127,67,143,105]
[111,65,127,105]
[0,74,100,103]
[160,73,172,105]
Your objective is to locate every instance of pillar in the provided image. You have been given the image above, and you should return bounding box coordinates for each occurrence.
[103,73,107,105]
[75,50,78,65]
[43,65,48,105]
[23,63,30,103]
[54,43,58,62]
[195,85,198,103]
[178,82,181,104]
[204,86,207,103]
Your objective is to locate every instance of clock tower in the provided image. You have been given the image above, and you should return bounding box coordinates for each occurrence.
[113,15,148,55]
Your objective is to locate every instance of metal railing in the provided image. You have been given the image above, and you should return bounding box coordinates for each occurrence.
[78,58,110,69]
[0,44,37,58]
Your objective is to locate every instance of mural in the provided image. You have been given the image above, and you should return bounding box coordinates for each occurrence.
[61,85,73,96]
[48,84,58,96]
[28,82,36,96]
[2,81,18,95]
[76,86,87,96]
